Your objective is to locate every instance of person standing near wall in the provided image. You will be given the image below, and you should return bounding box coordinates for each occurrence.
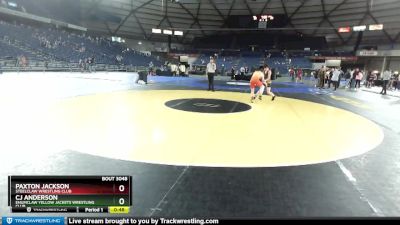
[344,69,351,87]
[318,66,326,89]
[395,71,400,91]
[179,63,186,76]
[149,61,154,76]
[296,68,303,83]
[381,69,391,95]
[206,57,217,91]
[312,70,318,87]
[331,68,341,91]
[325,68,332,88]
[355,69,363,90]
[230,66,235,80]
[325,68,330,88]
[366,71,373,88]
[240,66,245,77]
[388,71,395,91]
[171,64,177,77]
[289,67,295,82]
[349,68,358,89]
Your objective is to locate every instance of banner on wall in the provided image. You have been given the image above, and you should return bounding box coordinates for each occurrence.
[325,60,341,67]
[358,50,378,56]
[309,56,358,61]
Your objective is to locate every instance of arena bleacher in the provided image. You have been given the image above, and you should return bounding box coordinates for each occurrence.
[0,20,162,71]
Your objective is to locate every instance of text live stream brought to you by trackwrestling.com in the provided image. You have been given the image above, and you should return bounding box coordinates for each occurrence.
[0,217,223,225]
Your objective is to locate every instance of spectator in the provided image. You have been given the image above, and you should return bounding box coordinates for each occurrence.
[231,67,235,80]
[296,68,303,83]
[312,70,318,87]
[366,71,375,88]
[179,64,186,76]
[327,68,334,88]
[324,68,331,87]
[240,66,245,76]
[331,68,341,91]
[20,55,27,68]
[381,70,391,95]
[79,59,83,72]
[318,66,326,89]
[388,71,396,91]
[289,67,295,81]
[90,56,96,73]
[355,69,363,90]
[171,64,177,77]
[348,69,357,89]
[149,61,154,76]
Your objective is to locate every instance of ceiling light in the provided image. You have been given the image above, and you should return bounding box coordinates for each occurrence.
[152,28,162,34]
[163,29,173,35]
[174,31,183,36]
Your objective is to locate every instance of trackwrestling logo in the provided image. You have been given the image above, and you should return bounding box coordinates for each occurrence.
[2,217,65,225]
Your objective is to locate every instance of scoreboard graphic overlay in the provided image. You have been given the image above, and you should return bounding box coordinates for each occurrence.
[8,176,132,213]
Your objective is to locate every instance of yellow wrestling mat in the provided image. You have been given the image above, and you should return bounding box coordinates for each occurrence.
[0,90,384,167]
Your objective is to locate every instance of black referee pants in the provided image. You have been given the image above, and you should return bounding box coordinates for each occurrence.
[207,72,215,91]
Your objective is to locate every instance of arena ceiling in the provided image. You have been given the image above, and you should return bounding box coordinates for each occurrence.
[80,0,400,46]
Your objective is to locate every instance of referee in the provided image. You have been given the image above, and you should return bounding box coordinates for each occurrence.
[206,57,217,91]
